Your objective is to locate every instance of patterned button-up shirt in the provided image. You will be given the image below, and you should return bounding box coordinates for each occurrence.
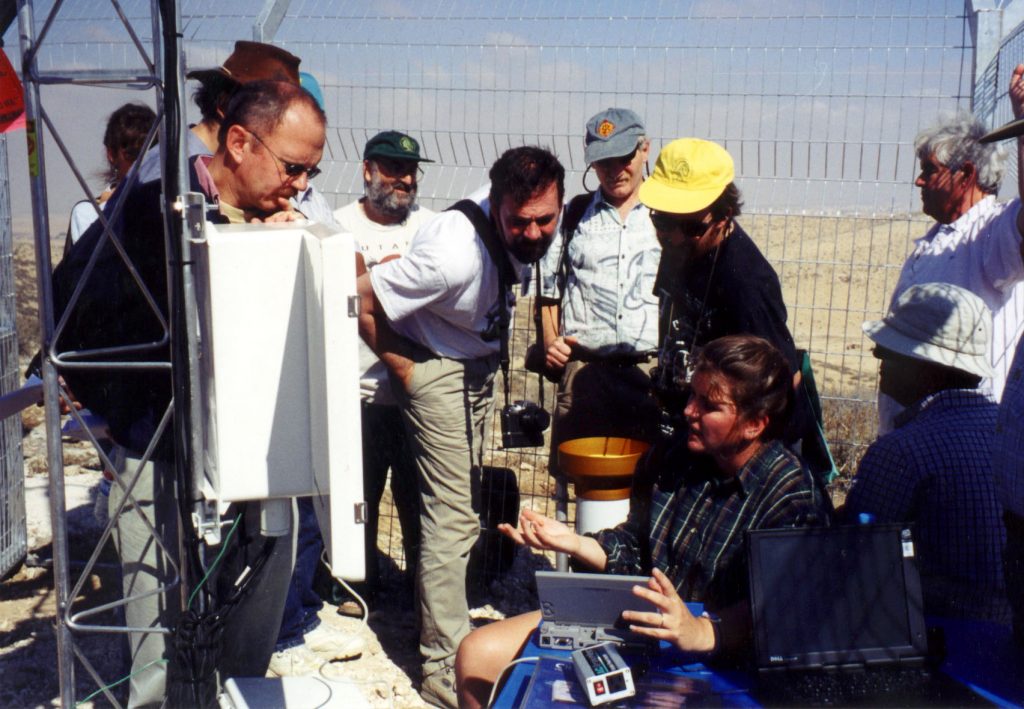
[539,192,660,355]
[845,388,1010,623]
[592,438,830,611]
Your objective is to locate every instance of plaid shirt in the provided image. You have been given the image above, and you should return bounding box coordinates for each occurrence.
[845,388,1010,623]
[592,438,829,612]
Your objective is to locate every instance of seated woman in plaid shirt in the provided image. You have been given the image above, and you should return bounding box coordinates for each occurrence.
[455,335,832,708]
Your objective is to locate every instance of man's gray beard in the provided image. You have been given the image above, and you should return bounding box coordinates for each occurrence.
[365,177,415,222]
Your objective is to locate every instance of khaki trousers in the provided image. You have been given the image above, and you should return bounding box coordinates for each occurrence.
[109,448,296,707]
[391,353,497,678]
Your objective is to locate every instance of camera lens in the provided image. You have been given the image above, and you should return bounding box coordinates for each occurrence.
[521,405,551,433]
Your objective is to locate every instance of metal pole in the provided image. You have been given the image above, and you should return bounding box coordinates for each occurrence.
[16,1,74,704]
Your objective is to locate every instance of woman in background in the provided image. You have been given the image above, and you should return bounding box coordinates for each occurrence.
[65,102,155,251]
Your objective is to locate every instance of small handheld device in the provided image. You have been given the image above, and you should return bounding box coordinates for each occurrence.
[571,642,635,706]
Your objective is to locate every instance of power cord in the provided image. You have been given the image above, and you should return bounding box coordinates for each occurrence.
[75,659,167,706]
[486,656,540,708]
[319,552,369,627]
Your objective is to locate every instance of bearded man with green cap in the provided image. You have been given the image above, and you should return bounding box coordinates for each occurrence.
[640,139,804,437]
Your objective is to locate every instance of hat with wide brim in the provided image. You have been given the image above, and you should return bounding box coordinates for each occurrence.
[862,282,995,379]
[186,41,301,86]
[980,117,1024,143]
[639,138,734,214]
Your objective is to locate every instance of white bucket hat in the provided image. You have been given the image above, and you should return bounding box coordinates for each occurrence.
[862,282,994,379]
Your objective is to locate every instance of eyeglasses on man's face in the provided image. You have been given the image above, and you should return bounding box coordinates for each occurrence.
[248,129,322,180]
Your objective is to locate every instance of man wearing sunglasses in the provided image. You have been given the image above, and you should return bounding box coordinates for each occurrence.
[136,41,337,227]
[640,139,803,435]
[56,80,328,705]
[356,146,565,707]
[333,131,436,608]
[536,108,663,466]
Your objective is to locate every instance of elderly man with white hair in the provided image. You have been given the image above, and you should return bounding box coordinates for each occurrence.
[879,64,1024,432]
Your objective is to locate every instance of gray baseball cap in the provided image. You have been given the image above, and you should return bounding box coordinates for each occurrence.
[584,108,646,164]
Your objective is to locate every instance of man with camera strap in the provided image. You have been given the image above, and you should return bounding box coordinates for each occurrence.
[355,146,565,708]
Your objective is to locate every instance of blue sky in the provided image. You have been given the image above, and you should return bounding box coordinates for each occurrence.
[0,0,989,230]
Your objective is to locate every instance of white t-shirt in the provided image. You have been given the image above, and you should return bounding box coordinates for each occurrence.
[335,200,436,403]
[370,186,523,360]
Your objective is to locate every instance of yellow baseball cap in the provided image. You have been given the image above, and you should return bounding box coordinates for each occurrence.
[638,138,735,214]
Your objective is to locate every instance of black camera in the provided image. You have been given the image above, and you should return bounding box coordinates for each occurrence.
[501,400,551,448]
[651,324,698,438]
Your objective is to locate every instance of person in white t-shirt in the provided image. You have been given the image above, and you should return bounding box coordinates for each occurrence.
[333,130,436,599]
[356,146,565,707]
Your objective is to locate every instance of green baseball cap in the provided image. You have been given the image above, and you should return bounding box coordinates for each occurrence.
[363,131,433,163]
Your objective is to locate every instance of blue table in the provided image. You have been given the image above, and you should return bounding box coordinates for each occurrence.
[493,602,757,709]
[933,616,1024,708]
[493,615,1024,708]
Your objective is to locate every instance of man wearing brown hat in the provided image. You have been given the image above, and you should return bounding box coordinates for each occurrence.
[334,130,436,602]
[844,282,1009,624]
[537,108,662,469]
[137,40,336,226]
[137,40,302,184]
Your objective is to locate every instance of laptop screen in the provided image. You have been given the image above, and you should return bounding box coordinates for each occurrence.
[747,524,928,670]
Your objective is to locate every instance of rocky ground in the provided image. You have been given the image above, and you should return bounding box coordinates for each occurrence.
[2,396,550,708]
[1,236,552,707]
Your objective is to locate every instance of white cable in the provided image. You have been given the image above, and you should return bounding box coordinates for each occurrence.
[320,551,369,627]
[486,656,540,708]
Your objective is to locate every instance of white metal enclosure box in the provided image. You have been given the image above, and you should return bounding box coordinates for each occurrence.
[193,221,364,579]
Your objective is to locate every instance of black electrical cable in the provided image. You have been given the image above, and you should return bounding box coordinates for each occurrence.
[168,527,279,708]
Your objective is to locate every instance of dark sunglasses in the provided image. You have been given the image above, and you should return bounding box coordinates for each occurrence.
[249,130,322,180]
[650,210,713,238]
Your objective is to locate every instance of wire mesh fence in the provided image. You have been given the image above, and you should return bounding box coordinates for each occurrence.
[258,1,977,550]
[2,0,999,571]
[0,133,27,579]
